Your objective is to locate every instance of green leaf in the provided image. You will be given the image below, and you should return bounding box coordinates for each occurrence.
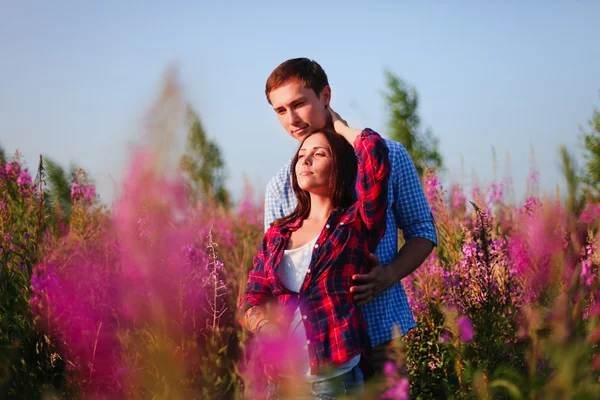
[490,378,523,399]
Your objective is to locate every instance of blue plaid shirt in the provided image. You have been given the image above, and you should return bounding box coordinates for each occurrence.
[264,138,437,346]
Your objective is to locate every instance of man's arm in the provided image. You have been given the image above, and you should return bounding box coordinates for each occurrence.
[351,141,437,305]
[352,239,433,304]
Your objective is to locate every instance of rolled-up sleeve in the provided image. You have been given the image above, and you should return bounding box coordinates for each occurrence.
[239,238,273,318]
[354,129,390,246]
[391,142,438,245]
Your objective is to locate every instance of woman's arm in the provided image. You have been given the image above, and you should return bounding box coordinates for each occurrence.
[244,306,270,333]
[328,107,390,243]
[238,238,278,334]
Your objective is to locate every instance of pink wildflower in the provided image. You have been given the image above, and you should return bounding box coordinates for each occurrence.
[521,197,541,216]
[450,184,466,212]
[71,181,97,204]
[487,183,503,205]
[580,202,600,225]
[580,242,597,287]
[383,361,397,376]
[381,377,410,400]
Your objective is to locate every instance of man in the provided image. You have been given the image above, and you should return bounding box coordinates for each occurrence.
[263,58,437,376]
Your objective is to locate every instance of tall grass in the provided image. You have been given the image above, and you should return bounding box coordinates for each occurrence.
[1,72,599,399]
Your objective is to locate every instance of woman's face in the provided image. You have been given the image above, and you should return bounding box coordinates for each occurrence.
[295,133,334,197]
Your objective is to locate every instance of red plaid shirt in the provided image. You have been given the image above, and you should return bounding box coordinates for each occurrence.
[240,129,389,374]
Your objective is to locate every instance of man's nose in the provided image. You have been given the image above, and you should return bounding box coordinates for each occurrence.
[288,109,301,126]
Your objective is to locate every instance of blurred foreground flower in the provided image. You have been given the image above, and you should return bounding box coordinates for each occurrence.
[29,70,234,399]
[457,315,474,342]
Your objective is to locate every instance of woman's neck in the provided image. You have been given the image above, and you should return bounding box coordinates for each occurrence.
[307,193,334,223]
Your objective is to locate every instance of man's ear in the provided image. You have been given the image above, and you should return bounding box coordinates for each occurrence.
[320,85,331,107]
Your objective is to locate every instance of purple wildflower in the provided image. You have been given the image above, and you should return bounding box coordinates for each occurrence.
[71,181,97,204]
[440,330,452,343]
[458,315,474,342]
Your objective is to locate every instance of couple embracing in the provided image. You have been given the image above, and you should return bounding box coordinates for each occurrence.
[239,58,437,399]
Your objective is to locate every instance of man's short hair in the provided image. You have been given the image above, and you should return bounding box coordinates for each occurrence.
[265,58,329,104]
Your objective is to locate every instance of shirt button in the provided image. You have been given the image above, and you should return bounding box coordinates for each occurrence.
[307,269,311,273]
[303,315,307,320]
[326,224,330,229]
[340,222,345,226]
[314,244,319,248]
[306,340,310,344]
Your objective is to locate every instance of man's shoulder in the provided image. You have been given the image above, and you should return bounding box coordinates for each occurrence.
[383,138,414,171]
[383,138,408,158]
[266,160,292,191]
[265,222,283,237]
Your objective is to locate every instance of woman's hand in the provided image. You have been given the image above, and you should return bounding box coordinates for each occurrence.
[327,106,361,147]
[327,106,349,134]
[254,322,287,382]
[256,321,281,338]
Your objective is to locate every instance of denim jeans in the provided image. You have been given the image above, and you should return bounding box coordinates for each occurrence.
[266,365,364,400]
[363,339,392,382]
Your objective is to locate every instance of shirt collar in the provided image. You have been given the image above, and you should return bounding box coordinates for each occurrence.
[278,207,352,232]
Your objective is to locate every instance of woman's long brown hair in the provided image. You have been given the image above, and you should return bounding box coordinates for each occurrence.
[272,129,358,227]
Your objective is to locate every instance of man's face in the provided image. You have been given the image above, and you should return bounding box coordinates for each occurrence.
[269,79,331,142]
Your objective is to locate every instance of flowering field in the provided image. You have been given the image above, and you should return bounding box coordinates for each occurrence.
[1,81,599,400]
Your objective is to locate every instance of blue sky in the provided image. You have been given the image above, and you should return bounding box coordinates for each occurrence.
[1,1,598,205]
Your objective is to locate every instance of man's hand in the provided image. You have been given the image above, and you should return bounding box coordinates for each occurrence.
[350,254,392,306]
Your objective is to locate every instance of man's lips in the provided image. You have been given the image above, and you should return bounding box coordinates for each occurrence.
[292,127,308,136]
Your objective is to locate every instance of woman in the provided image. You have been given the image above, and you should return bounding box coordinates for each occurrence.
[240,109,389,399]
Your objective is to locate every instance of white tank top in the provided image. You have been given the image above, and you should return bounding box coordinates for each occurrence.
[276,234,360,382]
